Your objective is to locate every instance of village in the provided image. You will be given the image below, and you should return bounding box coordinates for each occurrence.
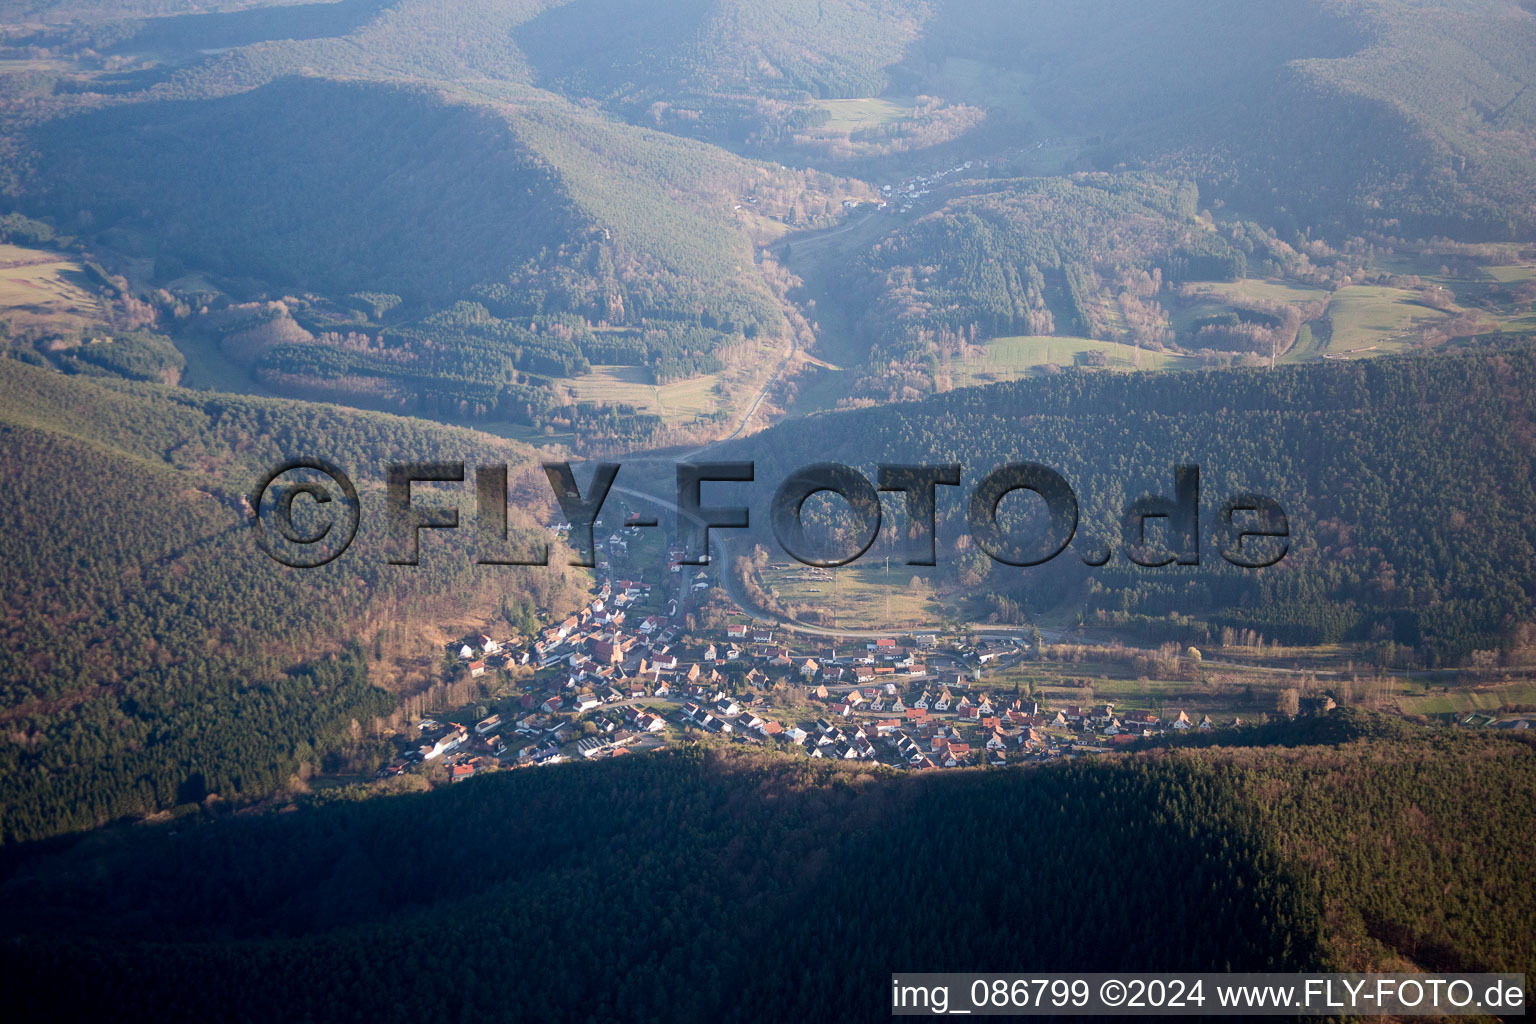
[378,507,1231,788]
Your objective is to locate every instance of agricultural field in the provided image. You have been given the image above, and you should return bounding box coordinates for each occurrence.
[987,654,1306,721]
[567,365,722,420]
[1170,278,1329,337]
[1315,285,1451,357]
[563,325,790,435]
[813,97,913,131]
[1185,278,1331,307]
[946,335,1199,388]
[1393,679,1536,716]
[0,243,104,340]
[1496,311,1536,334]
[1482,263,1536,285]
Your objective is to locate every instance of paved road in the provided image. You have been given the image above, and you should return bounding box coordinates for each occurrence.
[608,481,1343,682]
[610,481,1078,643]
[780,210,878,259]
[701,211,885,451]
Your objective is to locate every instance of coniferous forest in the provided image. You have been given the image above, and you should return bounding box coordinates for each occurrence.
[728,343,1536,666]
[0,717,1531,1022]
[0,2,1534,1020]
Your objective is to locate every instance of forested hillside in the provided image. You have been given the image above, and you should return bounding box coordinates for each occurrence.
[1,0,1532,439]
[517,0,925,101]
[505,0,1536,236]
[0,720,1528,1021]
[728,344,1536,666]
[30,78,579,304]
[843,173,1250,366]
[0,0,860,430]
[915,0,1536,237]
[0,359,585,843]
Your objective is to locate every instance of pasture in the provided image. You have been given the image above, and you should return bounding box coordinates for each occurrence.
[1188,278,1330,306]
[1482,263,1536,285]
[1170,277,1329,350]
[567,364,721,420]
[1319,285,1449,356]
[813,97,913,131]
[1393,679,1536,716]
[946,335,1198,388]
[0,243,103,339]
[758,560,947,629]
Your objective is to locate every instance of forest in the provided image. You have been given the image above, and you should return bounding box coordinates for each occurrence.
[726,342,1536,667]
[0,716,1528,1021]
[843,172,1251,368]
[0,358,587,843]
[0,2,1531,1010]
[2,0,1532,435]
[0,24,850,432]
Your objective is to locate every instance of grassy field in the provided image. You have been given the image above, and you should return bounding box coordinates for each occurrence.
[564,326,789,435]
[758,560,948,629]
[1172,278,1327,333]
[567,364,722,419]
[1482,263,1536,285]
[1315,285,1449,357]
[1496,311,1536,334]
[946,335,1199,387]
[1394,679,1536,716]
[0,243,103,339]
[814,97,913,131]
[1033,677,1215,715]
[1188,279,1331,306]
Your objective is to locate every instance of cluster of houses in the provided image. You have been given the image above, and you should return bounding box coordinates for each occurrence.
[376,522,1238,784]
[881,159,978,214]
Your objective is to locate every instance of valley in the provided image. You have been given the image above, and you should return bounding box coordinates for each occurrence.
[0,2,1534,1018]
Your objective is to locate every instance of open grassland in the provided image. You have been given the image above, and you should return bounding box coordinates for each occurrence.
[947,335,1198,388]
[1033,676,1211,713]
[758,560,947,629]
[566,325,791,436]
[567,364,721,419]
[1393,679,1536,716]
[0,243,103,338]
[1190,278,1331,306]
[1011,661,1536,723]
[1483,263,1536,285]
[1496,311,1536,333]
[0,58,76,72]
[1317,285,1450,357]
[813,97,913,131]
[1170,278,1329,345]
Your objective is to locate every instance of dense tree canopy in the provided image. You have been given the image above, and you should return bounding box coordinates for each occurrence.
[729,344,1536,665]
[0,722,1529,1021]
